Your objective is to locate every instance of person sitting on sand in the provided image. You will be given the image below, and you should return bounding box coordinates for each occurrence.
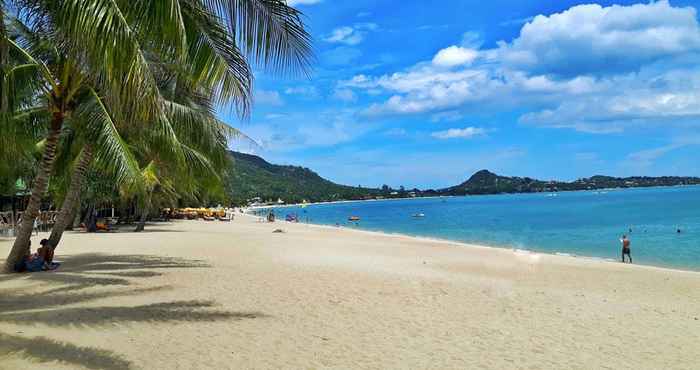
[19,241,46,272]
[620,235,632,263]
[38,239,55,265]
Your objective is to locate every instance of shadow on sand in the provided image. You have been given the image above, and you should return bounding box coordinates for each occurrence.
[0,333,132,370]
[0,253,265,369]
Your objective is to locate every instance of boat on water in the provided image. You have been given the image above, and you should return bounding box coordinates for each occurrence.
[348,216,360,221]
[412,213,425,218]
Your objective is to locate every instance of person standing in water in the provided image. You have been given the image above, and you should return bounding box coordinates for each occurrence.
[620,235,632,263]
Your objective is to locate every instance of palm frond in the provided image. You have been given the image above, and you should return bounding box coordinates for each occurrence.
[201,0,313,75]
[71,88,140,185]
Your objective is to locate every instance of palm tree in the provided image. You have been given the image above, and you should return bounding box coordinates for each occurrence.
[45,0,312,243]
[1,3,168,270]
[1,10,152,270]
[3,0,312,271]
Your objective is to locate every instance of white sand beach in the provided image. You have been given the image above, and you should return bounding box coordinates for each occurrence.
[1,216,699,369]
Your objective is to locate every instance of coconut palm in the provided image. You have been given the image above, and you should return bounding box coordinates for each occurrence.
[1,11,149,270]
[3,0,312,271]
[44,0,311,243]
[0,9,164,270]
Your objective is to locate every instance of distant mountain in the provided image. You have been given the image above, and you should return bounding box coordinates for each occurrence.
[443,169,544,195]
[442,169,700,195]
[224,152,700,205]
[224,151,380,205]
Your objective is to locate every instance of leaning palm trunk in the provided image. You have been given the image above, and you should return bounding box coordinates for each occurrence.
[48,145,94,248]
[134,206,148,232]
[4,115,63,272]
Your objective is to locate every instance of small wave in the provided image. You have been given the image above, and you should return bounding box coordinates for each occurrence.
[555,252,575,257]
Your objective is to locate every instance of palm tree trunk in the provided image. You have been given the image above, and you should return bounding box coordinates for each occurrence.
[134,210,147,232]
[4,114,63,272]
[48,145,94,248]
[0,4,9,115]
[70,203,82,229]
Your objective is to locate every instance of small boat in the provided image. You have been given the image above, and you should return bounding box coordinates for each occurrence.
[412,213,425,218]
[348,216,360,221]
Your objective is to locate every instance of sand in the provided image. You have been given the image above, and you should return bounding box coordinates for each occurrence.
[1,216,699,370]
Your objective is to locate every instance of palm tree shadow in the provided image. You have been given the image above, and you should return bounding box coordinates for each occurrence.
[0,253,267,369]
[0,253,209,287]
[0,300,266,328]
[0,332,134,370]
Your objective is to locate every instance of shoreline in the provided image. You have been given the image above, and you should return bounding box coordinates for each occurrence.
[245,183,700,210]
[240,212,700,275]
[245,194,454,210]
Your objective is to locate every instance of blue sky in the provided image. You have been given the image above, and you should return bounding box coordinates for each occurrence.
[226,0,700,189]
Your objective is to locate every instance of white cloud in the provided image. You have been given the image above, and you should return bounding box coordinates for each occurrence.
[494,0,700,77]
[255,89,284,106]
[332,88,357,102]
[287,0,322,6]
[324,23,378,45]
[519,71,700,132]
[325,27,362,45]
[431,127,486,139]
[432,46,479,67]
[338,1,700,133]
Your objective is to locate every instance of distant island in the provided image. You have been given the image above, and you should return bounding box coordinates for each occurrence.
[225,151,700,206]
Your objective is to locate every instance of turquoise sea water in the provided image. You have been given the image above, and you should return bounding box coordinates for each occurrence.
[266,186,700,271]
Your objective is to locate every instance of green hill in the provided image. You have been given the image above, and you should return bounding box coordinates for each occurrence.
[224,153,700,205]
[443,170,546,195]
[224,151,379,205]
[442,169,700,195]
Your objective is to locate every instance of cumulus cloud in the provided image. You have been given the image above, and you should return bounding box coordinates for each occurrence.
[494,0,700,78]
[337,1,700,133]
[324,23,378,45]
[432,46,479,67]
[520,71,700,132]
[431,127,486,139]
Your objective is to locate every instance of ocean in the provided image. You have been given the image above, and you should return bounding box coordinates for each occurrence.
[264,186,700,271]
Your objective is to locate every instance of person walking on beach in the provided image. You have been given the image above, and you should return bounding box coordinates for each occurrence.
[620,235,632,263]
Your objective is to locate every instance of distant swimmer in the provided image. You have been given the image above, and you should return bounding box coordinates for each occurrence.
[620,235,632,263]
[677,228,682,234]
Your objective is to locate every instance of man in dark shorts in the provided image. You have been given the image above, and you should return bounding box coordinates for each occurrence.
[620,235,632,263]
